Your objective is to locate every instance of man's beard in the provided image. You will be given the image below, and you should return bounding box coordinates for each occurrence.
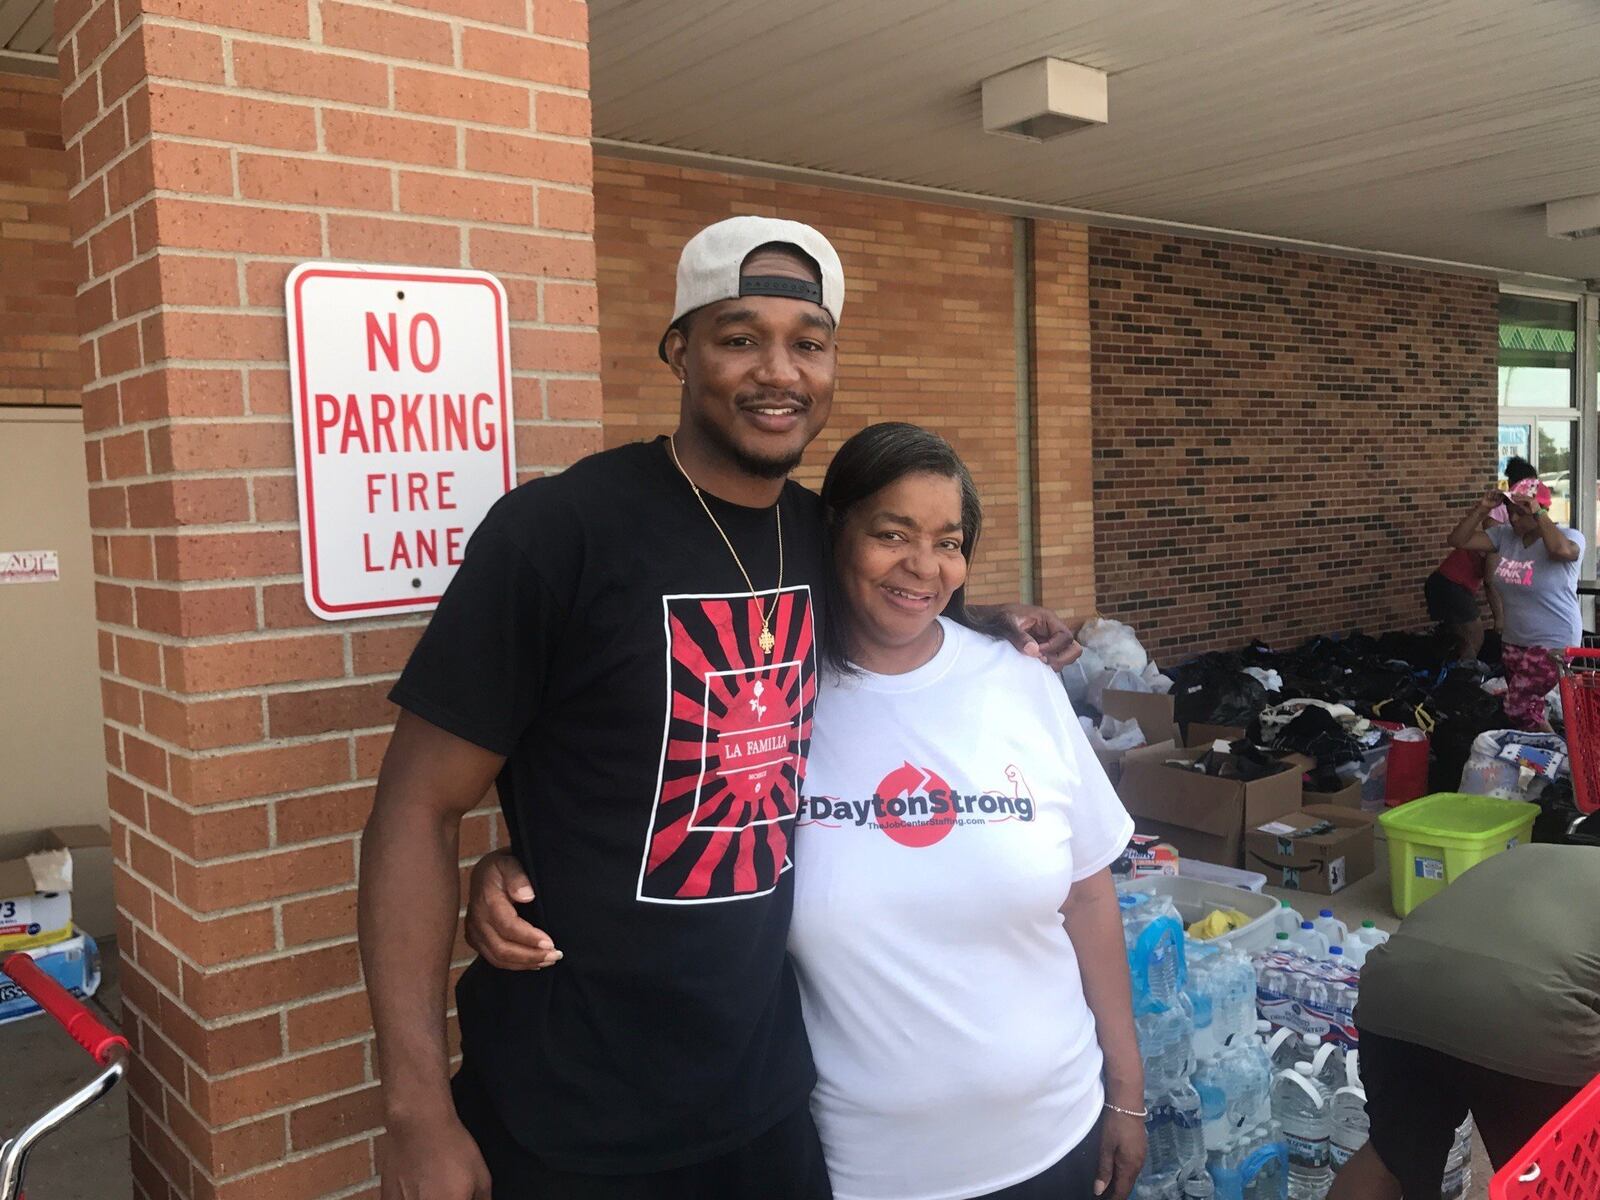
[689,406,808,480]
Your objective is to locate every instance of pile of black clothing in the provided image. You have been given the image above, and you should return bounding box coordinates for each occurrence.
[1170,628,1515,793]
[1165,742,1294,782]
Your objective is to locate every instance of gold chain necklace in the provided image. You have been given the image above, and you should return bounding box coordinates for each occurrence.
[668,436,784,656]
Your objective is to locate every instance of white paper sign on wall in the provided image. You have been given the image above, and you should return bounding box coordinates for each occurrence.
[0,550,59,585]
[286,263,516,621]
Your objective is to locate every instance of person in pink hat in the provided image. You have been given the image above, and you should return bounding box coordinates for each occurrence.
[1421,456,1534,660]
[1448,476,1585,731]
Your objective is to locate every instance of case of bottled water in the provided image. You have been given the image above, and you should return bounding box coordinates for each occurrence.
[1251,946,1361,1048]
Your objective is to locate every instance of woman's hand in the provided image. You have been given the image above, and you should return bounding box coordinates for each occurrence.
[1510,490,1542,519]
[1095,1109,1147,1199]
[1480,487,1505,513]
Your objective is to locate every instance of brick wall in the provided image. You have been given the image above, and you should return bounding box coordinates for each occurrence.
[55,0,595,1195]
[0,71,78,406]
[1089,228,1499,662]
[1031,221,1096,615]
[595,157,1047,603]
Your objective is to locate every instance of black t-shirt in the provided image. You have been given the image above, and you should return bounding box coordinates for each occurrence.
[391,438,825,1173]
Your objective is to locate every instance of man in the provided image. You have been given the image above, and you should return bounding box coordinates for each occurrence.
[1328,844,1600,1200]
[360,216,1075,1200]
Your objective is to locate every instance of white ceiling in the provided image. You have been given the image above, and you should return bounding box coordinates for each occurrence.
[0,0,52,61]
[591,0,1600,281]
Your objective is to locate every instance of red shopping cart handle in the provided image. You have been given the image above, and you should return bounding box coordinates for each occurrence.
[1564,647,1600,663]
[2,954,129,1066]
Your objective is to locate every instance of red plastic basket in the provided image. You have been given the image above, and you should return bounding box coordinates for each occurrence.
[1490,1072,1600,1199]
[1560,649,1600,815]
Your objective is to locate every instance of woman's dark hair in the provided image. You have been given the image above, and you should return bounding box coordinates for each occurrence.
[819,422,1010,674]
[1505,456,1537,486]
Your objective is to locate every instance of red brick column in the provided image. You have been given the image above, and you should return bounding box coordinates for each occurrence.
[54,0,597,1195]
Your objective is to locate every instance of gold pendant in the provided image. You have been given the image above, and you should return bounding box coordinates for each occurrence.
[758,627,776,655]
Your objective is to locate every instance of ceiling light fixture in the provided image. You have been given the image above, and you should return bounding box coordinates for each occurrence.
[1546,194,1600,240]
[981,57,1107,142]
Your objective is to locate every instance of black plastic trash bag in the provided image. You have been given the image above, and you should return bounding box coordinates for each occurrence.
[1169,654,1269,729]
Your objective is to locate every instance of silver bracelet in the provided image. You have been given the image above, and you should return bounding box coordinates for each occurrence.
[1104,1101,1149,1120]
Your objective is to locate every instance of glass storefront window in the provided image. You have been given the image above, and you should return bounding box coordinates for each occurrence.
[1538,419,1574,527]
[1499,294,1577,410]
[1498,423,1530,478]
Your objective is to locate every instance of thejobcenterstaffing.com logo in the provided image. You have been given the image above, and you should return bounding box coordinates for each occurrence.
[801,762,1035,848]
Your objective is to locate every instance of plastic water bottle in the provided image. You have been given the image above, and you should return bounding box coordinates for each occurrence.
[1342,921,1390,969]
[1138,1001,1196,1094]
[1441,1119,1473,1199]
[1187,951,1222,1059]
[1170,1082,1206,1176]
[1308,1042,1345,1099]
[1144,1099,1178,1183]
[1273,1063,1331,1200]
[1270,899,1302,936]
[1235,1036,1275,1131]
[1182,1171,1216,1199]
[1133,1171,1178,1200]
[1127,897,1187,1012]
[1192,1056,1234,1151]
[1329,977,1358,1042]
[1298,974,1333,1034]
[1291,921,1330,958]
[1329,1085,1369,1171]
[1290,1033,1323,1074]
[1311,909,1347,948]
[1193,948,1257,1057]
[1243,1126,1290,1200]
[1266,1026,1299,1071]
[1220,951,1260,1048]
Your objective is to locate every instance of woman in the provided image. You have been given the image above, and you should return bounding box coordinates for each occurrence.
[1421,457,1531,660]
[467,424,1147,1200]
[1447,478,1585,731]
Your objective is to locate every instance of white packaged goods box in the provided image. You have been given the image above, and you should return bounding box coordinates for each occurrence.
[0,933,102,1026]
[0,826,114,951]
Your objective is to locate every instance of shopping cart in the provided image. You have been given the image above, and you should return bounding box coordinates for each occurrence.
[1559,648,1600,816]
[1489,1071,1600,1199]
[0,954,129,1200]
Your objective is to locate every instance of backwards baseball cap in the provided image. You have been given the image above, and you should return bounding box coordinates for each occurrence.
[1510,477,1553,508]
[658,216,845,362]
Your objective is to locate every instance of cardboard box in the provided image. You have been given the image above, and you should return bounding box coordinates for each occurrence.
[1100,690,1180,751]
[1115,745,1304,869]
[1184,723,1247,749]
[0,826,115,950]
[1302,779,1364,811]
[1244,804,1377,894]
[1093,737,1176,788]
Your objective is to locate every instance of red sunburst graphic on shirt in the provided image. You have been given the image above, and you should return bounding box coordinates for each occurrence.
[639,588,816,902]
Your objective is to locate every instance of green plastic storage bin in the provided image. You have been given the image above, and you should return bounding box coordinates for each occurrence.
[1378,792,1538,917]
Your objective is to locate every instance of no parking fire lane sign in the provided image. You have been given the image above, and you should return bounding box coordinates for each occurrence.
[286,262,516,621]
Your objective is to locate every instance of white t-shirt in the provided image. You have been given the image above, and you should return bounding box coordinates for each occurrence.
[790,618,1135,1200]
